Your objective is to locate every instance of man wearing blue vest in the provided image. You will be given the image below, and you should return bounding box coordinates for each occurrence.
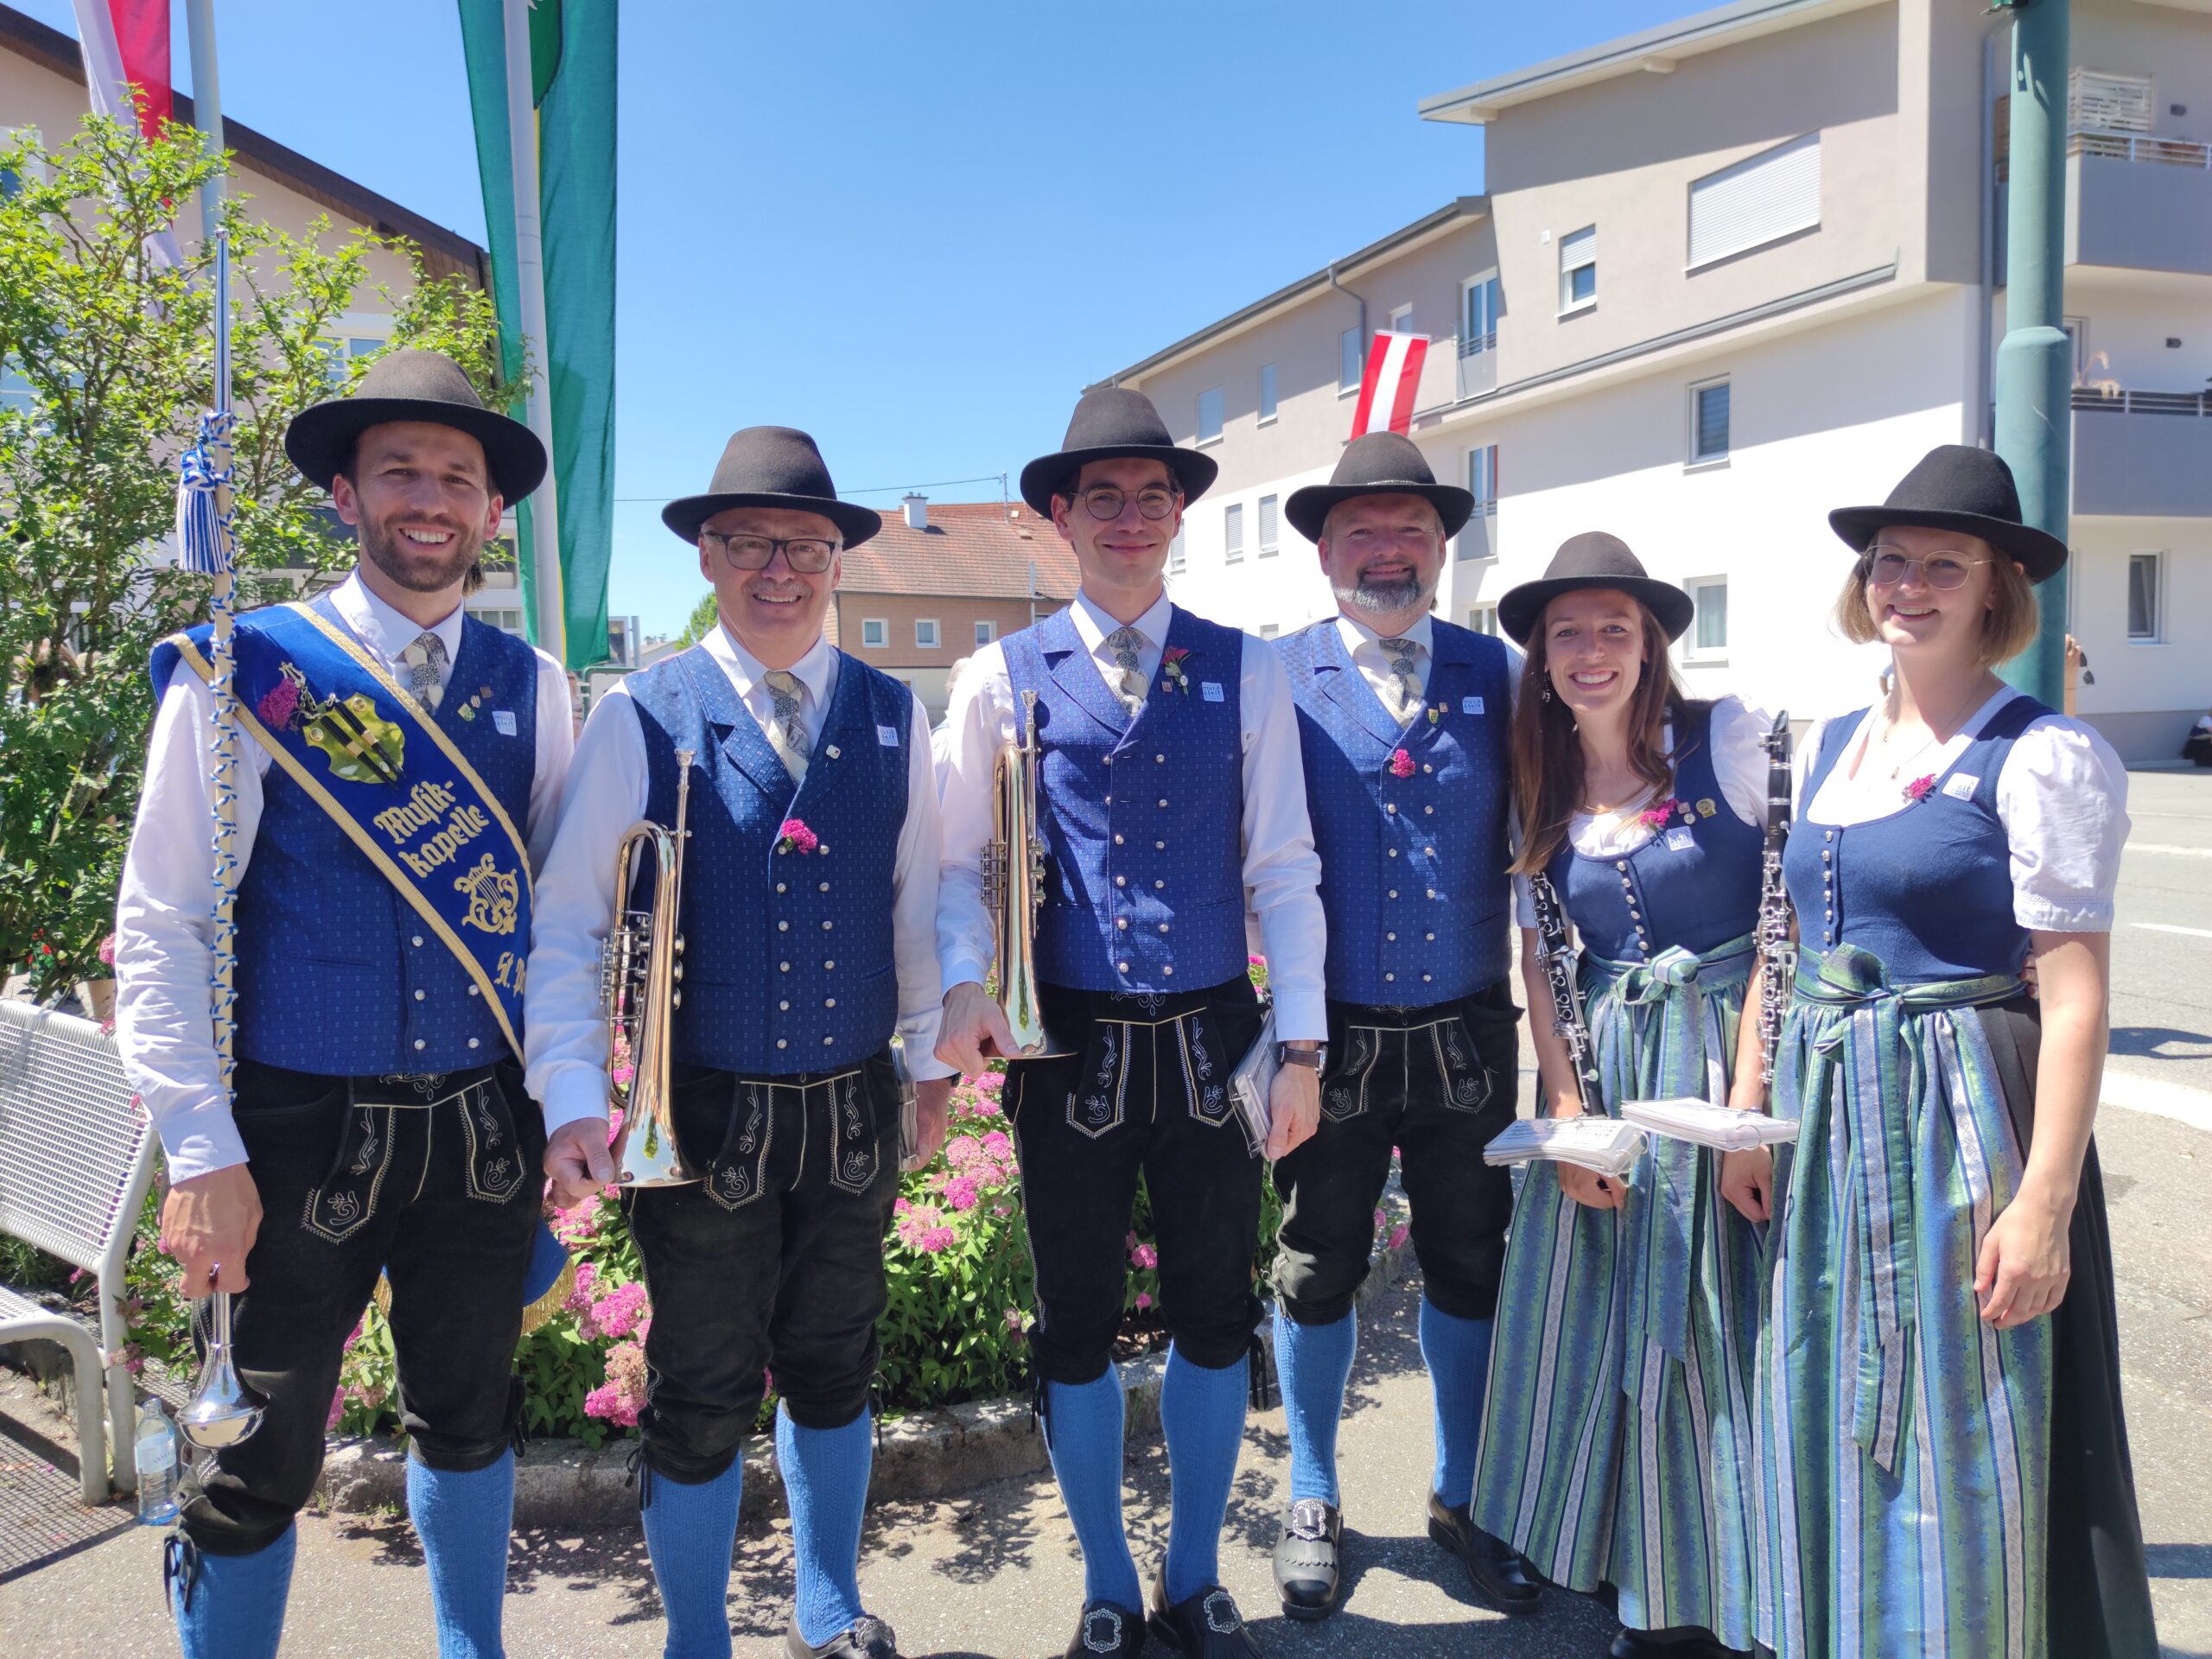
[1264,433,1535,1623]
[113,350,576,1658]
[937,388,1327,1659]
[524,427,954,1659]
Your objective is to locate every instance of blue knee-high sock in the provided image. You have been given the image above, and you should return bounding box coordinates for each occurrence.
[1274,1306,1357,1505]
[1418,1299,1494,1510]
[639,1459,742,1659]
[408,1450,516,1659]
[168,1522,296,1659]
[777,1404,875,1648]
[1161,1344,1249,1604]
[1041,1370,1142,1612]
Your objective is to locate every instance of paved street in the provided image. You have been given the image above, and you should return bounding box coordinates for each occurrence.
[3,772,2211,1656]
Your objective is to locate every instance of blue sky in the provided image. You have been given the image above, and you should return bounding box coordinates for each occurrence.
[19,0,1691,635]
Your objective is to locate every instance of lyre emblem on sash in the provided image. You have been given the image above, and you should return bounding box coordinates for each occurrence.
[270,663,405,786]
[454,852,521,935]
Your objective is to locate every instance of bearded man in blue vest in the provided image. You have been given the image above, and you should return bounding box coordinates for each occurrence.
[113,350,576,1659]
[1260,432,1537,1624]
[525,427,955,1659]
[937,388,1327,1659]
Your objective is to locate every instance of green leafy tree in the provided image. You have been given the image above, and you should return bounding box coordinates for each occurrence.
[676,590,717,648]
[0,113,507,994]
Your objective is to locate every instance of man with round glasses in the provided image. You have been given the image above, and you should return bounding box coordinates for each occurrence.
[525,426,955,1659]
[936,386,1327,1659]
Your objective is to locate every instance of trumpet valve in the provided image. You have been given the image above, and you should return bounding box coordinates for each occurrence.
[981,842,1007,909]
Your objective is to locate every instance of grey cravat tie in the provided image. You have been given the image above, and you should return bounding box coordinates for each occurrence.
[1379,636,1423,724]
[404,631,448,710]
[1104,626,1147,715]
[763,669,810,784]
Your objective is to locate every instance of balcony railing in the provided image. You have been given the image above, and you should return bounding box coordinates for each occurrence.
[2069,130,2212,168]
[2071,385,2212,517]
[2071,385,2211,416]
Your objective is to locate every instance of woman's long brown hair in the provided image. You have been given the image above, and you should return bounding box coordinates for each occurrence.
[1509,597,1691,875]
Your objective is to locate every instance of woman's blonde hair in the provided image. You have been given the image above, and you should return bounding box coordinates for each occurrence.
[1832,536,2039,670]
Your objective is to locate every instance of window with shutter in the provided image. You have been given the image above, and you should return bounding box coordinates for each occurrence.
[1197,386,1224,444]
[1340,328,1363,392]
[2071,69,2153,134]
[1462,274,1500,355]
[1559,226,1597,309]
[1689,379,1731,463]
[1259,363,1278,423]
[1258,494,1279,556]
[1688,133,1821,268]
[1224,503,1244,563]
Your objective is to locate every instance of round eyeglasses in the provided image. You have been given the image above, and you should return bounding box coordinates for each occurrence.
[1862,544,1990,591]
[1070,485,1180,522]
[701,531,838,574]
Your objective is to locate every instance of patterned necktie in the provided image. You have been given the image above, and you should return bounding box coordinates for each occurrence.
[404,632,447,710]
[1104,626,1147,716]
[762,669,810,784]
[1378,636,1423,725]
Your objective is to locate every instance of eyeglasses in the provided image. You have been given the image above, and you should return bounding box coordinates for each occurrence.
[1862,544,1990,591]
[1069,485,1180,522]
[701,531,838,573]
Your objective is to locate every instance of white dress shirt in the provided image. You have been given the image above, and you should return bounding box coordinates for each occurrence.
[113,573,575,1181]
[937,588,1330,1041]
[524,624,953,1137]
[1797,687,2131,932]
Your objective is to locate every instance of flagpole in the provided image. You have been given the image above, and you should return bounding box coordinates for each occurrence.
[502,0,564,662]
[182,0,225,231]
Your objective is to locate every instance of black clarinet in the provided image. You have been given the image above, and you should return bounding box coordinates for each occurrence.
[1528,869,1608,1120]
[1757,710,1797,1089]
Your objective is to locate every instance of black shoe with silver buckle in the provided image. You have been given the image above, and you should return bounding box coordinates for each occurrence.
[1065,1599,1147,1659]
[1146,1570,1261,1657]
[1271,1497,1343,1620]
[1426,1491,1541,1616]
[785,1614,900,1659]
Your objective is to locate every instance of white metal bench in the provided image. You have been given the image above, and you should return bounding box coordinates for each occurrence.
[0,998,158,1503]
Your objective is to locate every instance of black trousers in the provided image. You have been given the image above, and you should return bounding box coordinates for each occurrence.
[1270,978,1521,1327]
[625,1053,902,1484]
[178,1060,543,1556]
[1007,976,1268,1385]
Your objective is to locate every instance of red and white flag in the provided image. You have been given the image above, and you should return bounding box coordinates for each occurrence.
[73,0,172,137]
[1349,331,1428,439]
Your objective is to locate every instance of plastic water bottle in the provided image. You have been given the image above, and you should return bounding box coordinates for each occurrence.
[135,1399,180,1524]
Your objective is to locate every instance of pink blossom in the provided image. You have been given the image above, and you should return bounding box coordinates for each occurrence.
[974,1071,1005,1096]
[96,934,116,969]
[591,1281,650,1340]
[327,1388,346,1431]
[1636,796,1683,831]
[1904,774,1937,804]
[918,1226,956,1253]
[893,1197,912,1217]
[980,1130,1011,1156]
[1004,1307,1024,1332]
[968,1096,1002,1118]
[256,678,300,730]
[778,817,819,855]
[944,1135,982,1168]
[1125,1232,1140,1250]
[1389,1223,1410,1250]
[1135,1292,1154,1311]
[1130,1243,1158,1270]
[943,1175,981,1212]
[1389,748,1415,779]
[1373,1208,1387,1229]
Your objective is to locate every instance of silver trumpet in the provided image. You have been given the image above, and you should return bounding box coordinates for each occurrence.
[599,747,703,1186]
[178,1279,266,1450]
[982,690,1073,1058]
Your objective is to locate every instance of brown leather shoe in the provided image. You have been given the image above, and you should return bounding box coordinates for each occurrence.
[1427,1491,1541,1615]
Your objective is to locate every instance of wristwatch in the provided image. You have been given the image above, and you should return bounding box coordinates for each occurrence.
[1277,1043,1326,1072]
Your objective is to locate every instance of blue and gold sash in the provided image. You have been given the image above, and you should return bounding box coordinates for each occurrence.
[154,601,531,1058]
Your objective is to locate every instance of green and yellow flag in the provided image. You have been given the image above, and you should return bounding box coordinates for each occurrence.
[458,0,616,671]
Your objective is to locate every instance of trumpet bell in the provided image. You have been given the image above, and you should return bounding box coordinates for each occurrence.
[179,1288,267,1451]
[611,1101,702,1187]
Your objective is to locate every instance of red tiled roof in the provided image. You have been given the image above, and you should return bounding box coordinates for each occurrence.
[837,501,1080,602]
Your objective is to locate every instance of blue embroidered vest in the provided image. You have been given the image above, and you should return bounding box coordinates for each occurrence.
[1548,702,1764,963]
[1277,619,1512,1003]
[1003,606,1247,995]
[1783,695,2047,981]
[209,600,537,1073]
[625,645,911,1074]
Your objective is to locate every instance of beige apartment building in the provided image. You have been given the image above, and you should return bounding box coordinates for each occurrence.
[1113,0,2212,761]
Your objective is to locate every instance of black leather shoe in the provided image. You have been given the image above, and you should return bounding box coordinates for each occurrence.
[1146,1569,1261,1657]
[1066,1599,1147,1658]
[1609,1632,1745,1659]
[1426,1491,1541,1616]
[785,1614,900,1659]
[1271,1497,1343,1620]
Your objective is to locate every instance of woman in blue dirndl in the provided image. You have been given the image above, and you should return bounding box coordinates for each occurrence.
[1739,446,2158,1659]
[1471,535,1774,1659]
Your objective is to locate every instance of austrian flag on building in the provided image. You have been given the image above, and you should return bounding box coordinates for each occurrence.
[72,0,171,137]
[1349,329,1428,438]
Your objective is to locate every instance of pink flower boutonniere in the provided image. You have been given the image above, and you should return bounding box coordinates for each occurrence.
[1904,774,1937,804]
[1160,645,1193,695]
[1389,748,1415,779]
[777,817,819,855]
[257,677,302,731]
[1636,795,1685,831]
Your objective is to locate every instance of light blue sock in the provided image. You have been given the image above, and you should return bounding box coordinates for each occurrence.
[1418,1299,1494,1509]
[407,1451,515,1659]
[168,1522,296,1659]
[1274,1306,1357,1505]
[639,1458,742,1659]
[1041,1369,1142,1612]
[1160,1344,1249,1604]
[777,1404,875,1648]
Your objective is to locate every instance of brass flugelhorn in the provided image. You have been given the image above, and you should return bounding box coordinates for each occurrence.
[982,690,1073,1058]
[179,1275,266,1450]
[600,747,703,1185]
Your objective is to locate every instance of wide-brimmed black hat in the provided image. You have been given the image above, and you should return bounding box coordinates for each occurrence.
[1018,386,1218,516]
[1497,532,1695,646]
[1286,431,1473,543]
[1827,444,2068,583]
[284,347,547,502]
[661,426,882,548]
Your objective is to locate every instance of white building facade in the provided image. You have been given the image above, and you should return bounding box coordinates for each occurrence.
[1111,0,2212,761]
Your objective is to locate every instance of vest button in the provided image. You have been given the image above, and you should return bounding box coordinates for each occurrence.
[823,920,834,931]
[1427,888,1436,898]
[467,1038,480,1049]
[777,883,787,893]
[1385,973,1395,982]
[412,935,425,948]
[1158,924,1168,934]
[1423,763,1432,772]
[777,1039,788,1050]
[1389,889,1398,899]
[1156,753,1165,763]
[1425,805,1433,814]
[1162,965,1173,976]
[1103,754,1112,766]
[1119,961,1131,973]
[1386,804,1397,815]
[1158,798,1167,808]
[1423,974,1432,982]
[779,921,790,931]
[825,998,836,1008]
[414,1039,426,1051]
[415,989,426,1001]
[824,960,835,969]
[1116,875,1127,887]
[468,986,480,997]
[780,1001,790,1011]
[1426,932,1435,941]
[1616,861,1628,872]
[1388,849,1399,858]
[1104,795,1112,804]
[820,882,830,893]
[1117,918,1128,930]
[817,845,828,855]
[1155,841,1165,849]
[1387,931,1396,941]
[1114,834,1125,845]
[824,1036,835,1046]
[780,962,791,972]
[1154,880,1164,889]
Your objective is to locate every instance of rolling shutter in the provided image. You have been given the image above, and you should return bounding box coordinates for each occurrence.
[1688,132,1821,268]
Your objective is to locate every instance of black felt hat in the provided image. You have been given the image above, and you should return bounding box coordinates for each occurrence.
[1827,444,2068,583]
[661,426,882,548]
[1018,386,1218,516]
[284,347,547,502]
[1497,532,1695,646]
[1285,431,1473,542]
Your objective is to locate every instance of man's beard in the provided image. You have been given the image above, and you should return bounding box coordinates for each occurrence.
[1334,571,1432,614]
[359,514,479,594]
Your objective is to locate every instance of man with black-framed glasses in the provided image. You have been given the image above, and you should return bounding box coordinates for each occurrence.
[524,425,954,1659]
